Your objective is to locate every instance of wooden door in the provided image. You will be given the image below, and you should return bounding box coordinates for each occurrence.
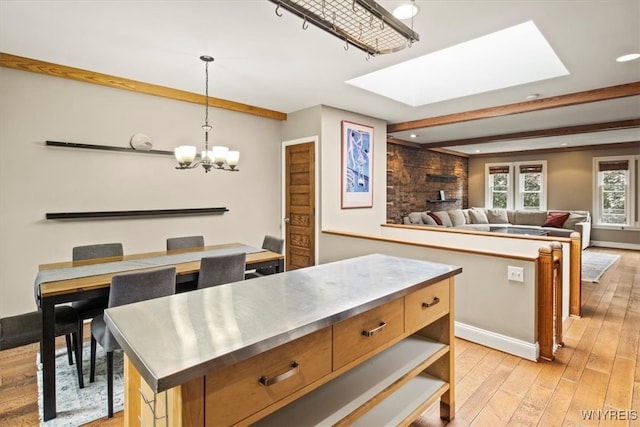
[285,142,315,271]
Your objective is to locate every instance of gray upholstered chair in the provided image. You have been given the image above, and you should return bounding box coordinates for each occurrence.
[0,307,84,388]
[246,235,284,278]
[197,253,246,289]
[90,266,176,418]
[71,243,124,381]
[166,235,204,251]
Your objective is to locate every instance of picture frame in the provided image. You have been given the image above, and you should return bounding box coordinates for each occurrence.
[341,120,373,209]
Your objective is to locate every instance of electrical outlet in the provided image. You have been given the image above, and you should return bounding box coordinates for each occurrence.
[508,266,524,282]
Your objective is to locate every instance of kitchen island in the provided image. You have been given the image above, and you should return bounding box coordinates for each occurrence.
[105,253,462,426]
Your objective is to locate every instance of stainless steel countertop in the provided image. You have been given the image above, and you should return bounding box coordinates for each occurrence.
[104,253,462,392]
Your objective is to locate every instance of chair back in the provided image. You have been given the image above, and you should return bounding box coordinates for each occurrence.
[262,235,284,254]
[109,267,176,308]
[73,243,123,261]
[166,236,205,251]
[197,253,246,289]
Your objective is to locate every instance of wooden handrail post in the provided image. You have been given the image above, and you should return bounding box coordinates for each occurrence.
[551,242,564,349]
[569,232,582,317]
[537,246,554,361]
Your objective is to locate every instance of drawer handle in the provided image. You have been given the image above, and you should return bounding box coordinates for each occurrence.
[259,361,300,386]
[422,297,440,308]
[362,322,387,337]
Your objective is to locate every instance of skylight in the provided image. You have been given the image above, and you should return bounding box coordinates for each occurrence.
[345,21,569,107]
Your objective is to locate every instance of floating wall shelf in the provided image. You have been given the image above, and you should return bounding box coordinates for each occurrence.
[427,199,458,203]
[46,207,229,220]
[426,174,457,181]
[46,140,174,156]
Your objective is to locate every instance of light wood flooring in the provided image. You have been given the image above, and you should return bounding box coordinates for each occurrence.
[0,248,637,426]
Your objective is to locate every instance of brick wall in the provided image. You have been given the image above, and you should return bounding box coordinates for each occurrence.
[387,144,468,223]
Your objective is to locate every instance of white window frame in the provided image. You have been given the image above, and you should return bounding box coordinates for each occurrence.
[593,155,638,229]
[485,163,513,209]
[514,161,547,211]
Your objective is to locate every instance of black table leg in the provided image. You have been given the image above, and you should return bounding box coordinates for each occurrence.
[41,297,57,421]
[277,258,284,273]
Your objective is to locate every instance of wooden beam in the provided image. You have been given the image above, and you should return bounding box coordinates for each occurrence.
[387,82,640,132]
[421,119,640,148]
[386,137,421,149]
[0,52,287,121]
[470,140,640,158]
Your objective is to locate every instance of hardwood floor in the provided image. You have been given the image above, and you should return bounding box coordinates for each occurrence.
[0,248,637,426]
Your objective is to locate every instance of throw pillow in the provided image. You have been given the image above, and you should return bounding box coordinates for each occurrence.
[407,212,422,224]
[433,211,453,227]
[562,211,588,230]
[543,211,571,228]
[469,208,489,224]
[427,212,443,226]
[486,209,509,224]
[421,212,438,226]
[447,209,466,226]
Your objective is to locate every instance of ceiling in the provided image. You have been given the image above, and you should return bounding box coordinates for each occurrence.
[1,0,638,156]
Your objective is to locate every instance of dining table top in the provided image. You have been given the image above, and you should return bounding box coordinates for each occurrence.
[37,243,283,299]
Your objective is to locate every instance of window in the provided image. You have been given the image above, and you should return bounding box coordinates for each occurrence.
[485,161,546,210]
[516,163,546,211]
[486,164,511,209]
[593,156,637,228]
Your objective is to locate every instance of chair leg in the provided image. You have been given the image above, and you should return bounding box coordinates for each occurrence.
[65,334,73,365]
[72,332,84,389]
[90,336,97,383]
[107,351,114,418]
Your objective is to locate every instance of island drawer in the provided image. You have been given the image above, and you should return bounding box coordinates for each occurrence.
[405,279,450,331]
[203,326,332,426]
[333,297,404,370]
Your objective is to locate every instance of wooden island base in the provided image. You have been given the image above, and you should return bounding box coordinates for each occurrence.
[124,277,455,427]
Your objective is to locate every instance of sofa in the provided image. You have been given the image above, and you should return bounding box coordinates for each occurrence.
[403,208,591,249]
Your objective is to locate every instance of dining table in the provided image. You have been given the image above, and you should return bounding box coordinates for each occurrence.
[34,242,284,421]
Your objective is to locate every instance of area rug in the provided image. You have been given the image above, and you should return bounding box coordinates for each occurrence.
[37,343,124,426]
[582,250,620,283]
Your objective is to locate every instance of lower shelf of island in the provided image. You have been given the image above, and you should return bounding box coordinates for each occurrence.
[254,334,449,426]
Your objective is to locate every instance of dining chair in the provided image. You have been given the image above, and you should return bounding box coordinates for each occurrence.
[0,306,84,388]
[246,235,284,278]
[90,266,176,418]
[166,235,204,251]
[71,243,124,382]
[197,253,246,289]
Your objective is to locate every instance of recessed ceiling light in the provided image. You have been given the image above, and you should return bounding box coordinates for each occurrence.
[410,133,418,138]
[346,21,569,107]
[560,142,568,146]
[526,93,540,100]
[393,3,420,20]
[475,149,481,153]
[616,53,640,62]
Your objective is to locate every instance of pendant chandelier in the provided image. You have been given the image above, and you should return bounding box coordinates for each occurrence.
[174,55,239,173]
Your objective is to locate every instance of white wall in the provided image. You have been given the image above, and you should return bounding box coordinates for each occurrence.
[0,68,283,316]
[318,106,387,235]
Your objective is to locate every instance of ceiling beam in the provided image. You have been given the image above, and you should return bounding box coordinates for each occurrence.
[419,119,640,148]
[0,52,287,121]
[471,140,640,158]
[387,82,640,132]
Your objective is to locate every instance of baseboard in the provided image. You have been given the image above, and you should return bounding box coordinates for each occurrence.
[589,240,640,251]
[455,322,539,361]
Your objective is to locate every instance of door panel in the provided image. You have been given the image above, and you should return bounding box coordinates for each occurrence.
[285,142,315,271]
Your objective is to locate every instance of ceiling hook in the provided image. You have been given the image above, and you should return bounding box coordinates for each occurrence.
[344,37,349,51]
[379,16,385,30]
[352,0,357,12]
[275,2,283,17]
[302,16,309,30]
[321,0,326,18]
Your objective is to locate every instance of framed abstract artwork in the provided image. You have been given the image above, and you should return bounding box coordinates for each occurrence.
[341,120,373,208]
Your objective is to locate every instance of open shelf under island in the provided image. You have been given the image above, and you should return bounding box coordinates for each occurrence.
[105,254,461,426]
